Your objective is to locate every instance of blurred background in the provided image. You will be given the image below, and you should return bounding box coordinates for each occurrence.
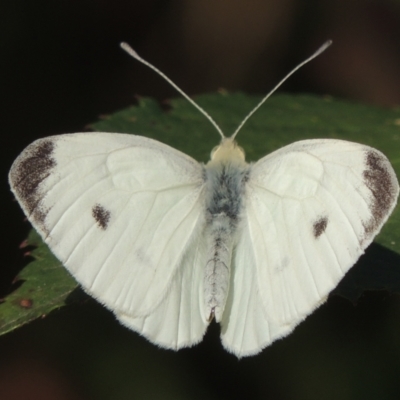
[2,0,400,399]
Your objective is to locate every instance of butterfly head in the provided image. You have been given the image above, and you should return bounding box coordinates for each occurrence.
[208,137,246,166]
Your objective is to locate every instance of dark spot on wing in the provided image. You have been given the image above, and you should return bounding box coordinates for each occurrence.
[362,150,397,236]
[9,139,56,233]
[313,216,328,238]
[92,204,111,230]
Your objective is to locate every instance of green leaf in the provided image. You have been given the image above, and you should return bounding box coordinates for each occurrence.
[0,229,77,335]
[2,92,400,335]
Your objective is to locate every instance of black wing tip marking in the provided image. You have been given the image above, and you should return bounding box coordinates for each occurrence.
[92,203,111,230]
[313,216,328,238]
[362,150,398,236]
[9,139,57,232]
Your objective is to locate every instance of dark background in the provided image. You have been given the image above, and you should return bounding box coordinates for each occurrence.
[2,1,400,399]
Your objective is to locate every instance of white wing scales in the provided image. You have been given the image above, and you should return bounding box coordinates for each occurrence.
[9,133,398,358]
[220,139,398,356]
[9,133,207,329]
[118,238,209,349]
[220,222,295,356]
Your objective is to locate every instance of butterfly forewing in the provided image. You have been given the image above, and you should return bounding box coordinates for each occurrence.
[244,139,399,328]
[9,132,207,319]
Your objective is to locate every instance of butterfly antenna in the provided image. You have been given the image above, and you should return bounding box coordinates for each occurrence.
[120,42,225,139]
[231,40,332,140]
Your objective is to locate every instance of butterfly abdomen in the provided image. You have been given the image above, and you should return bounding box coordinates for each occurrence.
[204,162,249,322]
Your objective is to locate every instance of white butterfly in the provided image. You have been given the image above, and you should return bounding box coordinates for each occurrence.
[9,41,399,357]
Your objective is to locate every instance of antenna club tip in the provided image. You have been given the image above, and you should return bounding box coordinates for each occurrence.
[120,42,140,58]
[313,40,333,58]
[321,39,333,51]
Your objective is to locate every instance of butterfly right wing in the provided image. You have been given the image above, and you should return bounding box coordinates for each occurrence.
[9,132,208,328]
[221,139,398,357]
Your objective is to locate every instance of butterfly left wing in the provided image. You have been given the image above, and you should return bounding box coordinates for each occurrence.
[221,139,398,357]
[9,133,209,347]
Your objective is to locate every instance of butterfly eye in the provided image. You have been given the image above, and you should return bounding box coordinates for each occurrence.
[236,145,245,160]
[210,145,220,159]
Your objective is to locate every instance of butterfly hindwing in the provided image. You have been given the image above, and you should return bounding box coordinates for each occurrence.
[220,220,295,357]
[117,236,209,350]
